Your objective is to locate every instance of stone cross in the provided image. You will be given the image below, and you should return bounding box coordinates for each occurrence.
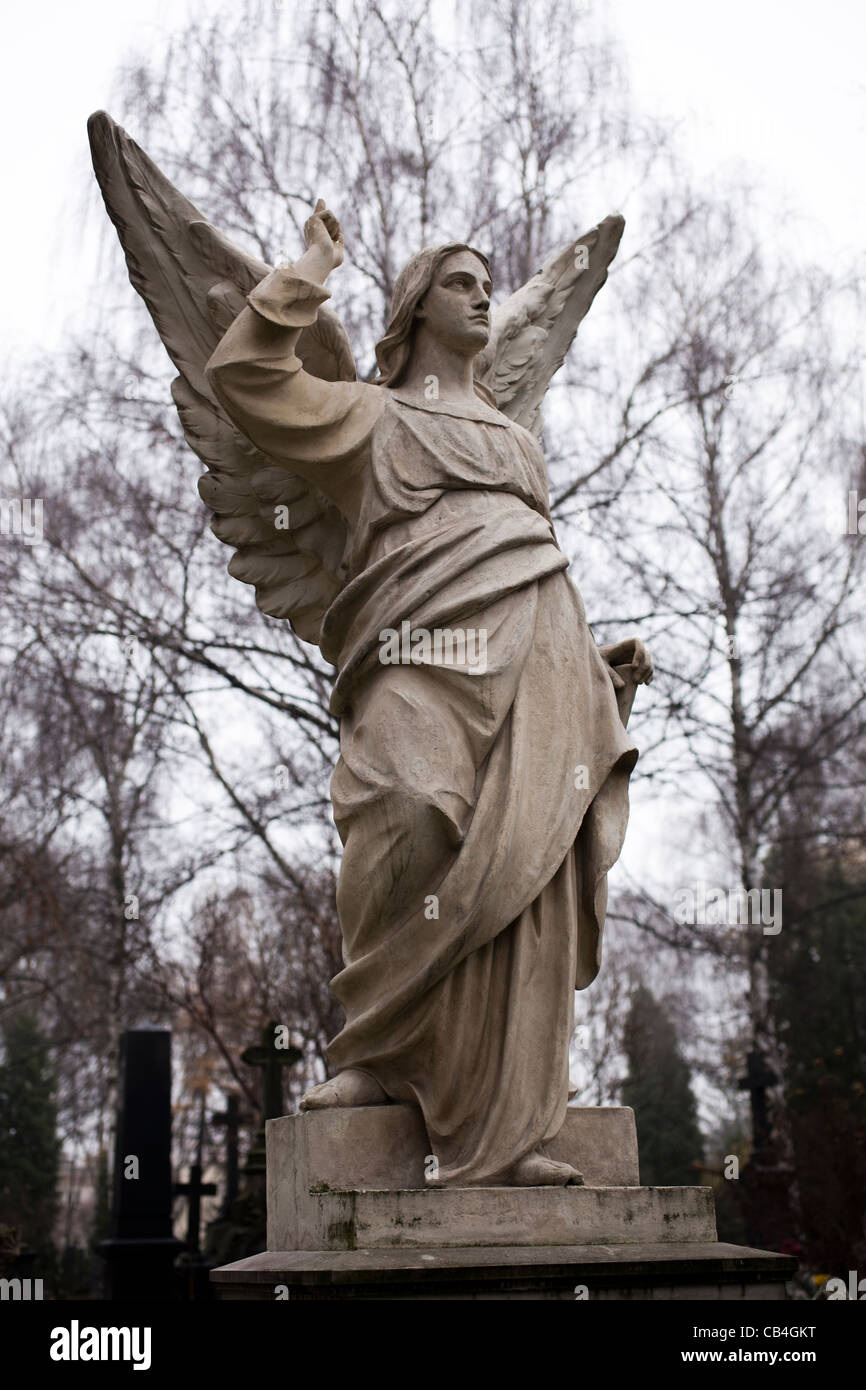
[173,1091,217,1255]
[211,1093,250,1217]
[241,1021,303,1122]
[737,1048,779,1154]
[241,1022,302,1176]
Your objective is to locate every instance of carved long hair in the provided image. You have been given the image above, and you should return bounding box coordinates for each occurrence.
[374,242,494,397]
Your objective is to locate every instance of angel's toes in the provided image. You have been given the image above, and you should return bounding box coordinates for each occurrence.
[509,1152,585,1187]
[299,1069,390,1110]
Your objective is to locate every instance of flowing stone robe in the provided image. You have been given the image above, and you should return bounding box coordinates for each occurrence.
[207,267,638,1184]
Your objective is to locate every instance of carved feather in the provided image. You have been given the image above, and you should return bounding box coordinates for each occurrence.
[88,110,354,647]
[476,214,625,438]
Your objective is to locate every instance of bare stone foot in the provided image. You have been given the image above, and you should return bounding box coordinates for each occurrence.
[299,1068,391,1110]
[509,1151,584,1186]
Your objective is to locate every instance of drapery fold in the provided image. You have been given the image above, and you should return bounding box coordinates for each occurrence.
[326,496,637,1181]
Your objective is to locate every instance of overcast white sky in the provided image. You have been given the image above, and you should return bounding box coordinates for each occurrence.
[613,0,866,253]
[0,0,863,355]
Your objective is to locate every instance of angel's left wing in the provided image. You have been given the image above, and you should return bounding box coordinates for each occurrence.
[475,214,625,437]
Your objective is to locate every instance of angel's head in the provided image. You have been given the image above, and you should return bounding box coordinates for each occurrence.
[375,243,492,388]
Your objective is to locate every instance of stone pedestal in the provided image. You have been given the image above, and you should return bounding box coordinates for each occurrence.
[211,1242,796,1300]
[211,1105,796,1300]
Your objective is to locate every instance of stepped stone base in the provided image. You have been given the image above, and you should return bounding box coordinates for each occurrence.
[267,1103,641,1196]
[212,1242,797,1301]
[211,1104,796,1300]
[266,1103,686,1251]
[269,1181,716,1252]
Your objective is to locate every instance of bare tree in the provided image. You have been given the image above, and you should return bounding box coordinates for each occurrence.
[581,180,866,1180]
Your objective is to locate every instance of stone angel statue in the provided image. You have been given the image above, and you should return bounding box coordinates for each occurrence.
[89,111,652,1188]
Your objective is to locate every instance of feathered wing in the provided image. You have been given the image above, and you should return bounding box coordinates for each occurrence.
[476,214,625,437]
[88,110,355,647]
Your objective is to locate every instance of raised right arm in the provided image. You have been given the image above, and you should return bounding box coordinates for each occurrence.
[205,204,381,479]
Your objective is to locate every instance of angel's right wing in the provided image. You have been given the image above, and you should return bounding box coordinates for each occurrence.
[88,110,354,647]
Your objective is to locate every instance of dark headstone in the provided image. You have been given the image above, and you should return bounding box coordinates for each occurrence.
[97,1028,184,1300]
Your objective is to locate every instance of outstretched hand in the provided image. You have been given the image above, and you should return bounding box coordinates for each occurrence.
[599,637,654,687]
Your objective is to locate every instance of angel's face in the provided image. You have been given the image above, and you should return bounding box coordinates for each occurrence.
[415,251,492,357]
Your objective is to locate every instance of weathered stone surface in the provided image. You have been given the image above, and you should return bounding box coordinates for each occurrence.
[266,1103,638,1208]
[546,1106,640,1185]
[265,1105,705,1251]
[211,1241,797,1301]
[270,1182,716,1252]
